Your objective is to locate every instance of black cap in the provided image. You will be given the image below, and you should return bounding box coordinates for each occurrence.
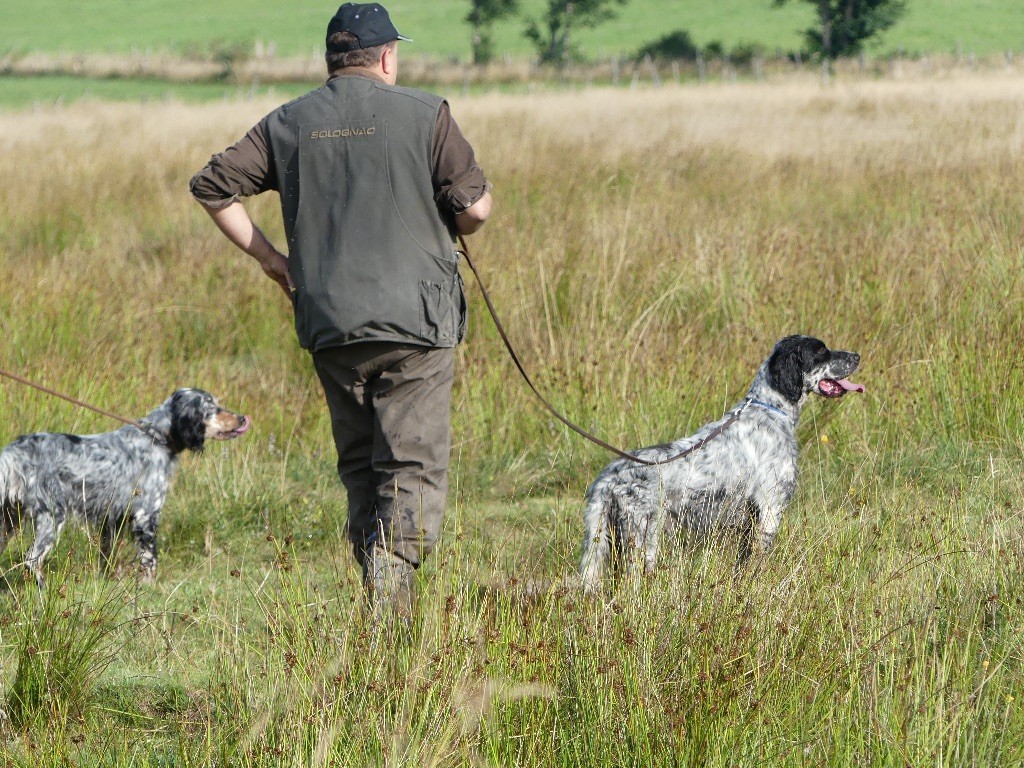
[326,3,412,52]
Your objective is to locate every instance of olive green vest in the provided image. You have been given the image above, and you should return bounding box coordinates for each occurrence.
[263,76,465,351]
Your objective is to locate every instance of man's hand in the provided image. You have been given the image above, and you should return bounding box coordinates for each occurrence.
[257,251,295,299]
[199,200,294,299]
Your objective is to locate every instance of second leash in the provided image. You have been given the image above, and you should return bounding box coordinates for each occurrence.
[456,234,742,467]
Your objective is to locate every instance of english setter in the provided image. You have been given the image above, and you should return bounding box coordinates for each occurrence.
[0,388,249,586]
[579,335,863,591]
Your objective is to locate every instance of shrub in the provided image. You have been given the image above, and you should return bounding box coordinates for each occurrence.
[635,29,701,62]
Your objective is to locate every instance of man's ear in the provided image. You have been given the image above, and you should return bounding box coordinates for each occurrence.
[381,44,397,78]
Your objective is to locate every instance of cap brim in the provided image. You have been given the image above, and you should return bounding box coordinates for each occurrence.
[396,34,413,42]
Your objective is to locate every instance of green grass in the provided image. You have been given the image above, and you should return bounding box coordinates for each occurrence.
[0,74,311,110]
[1,0,1020,61]
[0,76,1023,763]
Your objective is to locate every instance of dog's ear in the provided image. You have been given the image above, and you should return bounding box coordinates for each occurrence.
[767,337,809,403]
[168,389,207,453]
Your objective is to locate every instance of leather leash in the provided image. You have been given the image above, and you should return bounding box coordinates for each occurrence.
[456,234,745,467]
[0,239,742,464]
[0,367,168,445]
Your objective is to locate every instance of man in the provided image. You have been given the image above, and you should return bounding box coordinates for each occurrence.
[190,3,492,623]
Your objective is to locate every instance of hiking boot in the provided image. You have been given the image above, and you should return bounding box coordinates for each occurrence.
[364,543,415,629]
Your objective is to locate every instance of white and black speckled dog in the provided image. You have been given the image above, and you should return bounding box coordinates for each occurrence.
[579,335,863,591]
[0,388,250,586]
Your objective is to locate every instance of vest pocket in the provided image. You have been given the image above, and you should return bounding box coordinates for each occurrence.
[420,279,462,347]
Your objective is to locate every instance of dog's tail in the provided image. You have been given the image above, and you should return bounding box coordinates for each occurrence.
[579,481,614,592]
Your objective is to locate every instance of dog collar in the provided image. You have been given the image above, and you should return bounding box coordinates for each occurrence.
[134,421,171,447]
[745,398,789,418]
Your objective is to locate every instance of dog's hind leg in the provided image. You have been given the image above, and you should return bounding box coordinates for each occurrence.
[642,480,671,577]
[615,485,660,582]
[580,486,613,593]
[24,511,63,588]
[0,502,22,558]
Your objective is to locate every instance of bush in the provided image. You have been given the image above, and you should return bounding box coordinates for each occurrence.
[728,41,768,66]
[635,29,700,62]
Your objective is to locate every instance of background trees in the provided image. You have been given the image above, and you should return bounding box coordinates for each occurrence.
[523,0,628,65]
[772,0,907,59]
[466,0,519,65]
[461,0,907,66]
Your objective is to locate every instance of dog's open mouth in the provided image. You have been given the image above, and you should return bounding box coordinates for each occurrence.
[214,415,251,440]
[817,378,865,398]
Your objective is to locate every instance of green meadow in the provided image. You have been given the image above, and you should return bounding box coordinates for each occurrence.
[2,0,1020,61]
[0,74,310,109]
[0,71,1022,764]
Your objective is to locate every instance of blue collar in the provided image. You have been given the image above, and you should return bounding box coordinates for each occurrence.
[746,398,789,418]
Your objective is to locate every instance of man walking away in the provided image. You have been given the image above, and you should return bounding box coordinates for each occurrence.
[190,3,492,627]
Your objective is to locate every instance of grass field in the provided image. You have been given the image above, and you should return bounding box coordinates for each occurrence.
[0,71,1023,764]
[0,74,312,109]
[3,0,1021,60]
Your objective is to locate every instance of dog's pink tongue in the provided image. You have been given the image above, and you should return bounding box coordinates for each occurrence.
[837,378,865,393]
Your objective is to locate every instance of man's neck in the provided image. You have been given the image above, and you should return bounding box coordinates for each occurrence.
[328,67,387,84]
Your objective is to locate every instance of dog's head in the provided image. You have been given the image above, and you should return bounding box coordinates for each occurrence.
[167,388,251,453]
[766,336,864,404]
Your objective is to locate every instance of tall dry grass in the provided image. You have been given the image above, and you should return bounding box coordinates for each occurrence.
[0,72,1022,765]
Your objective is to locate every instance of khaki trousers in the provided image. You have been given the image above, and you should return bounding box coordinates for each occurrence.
[312,342,454,568]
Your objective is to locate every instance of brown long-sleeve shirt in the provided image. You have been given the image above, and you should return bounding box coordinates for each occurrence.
[189,69,489,215]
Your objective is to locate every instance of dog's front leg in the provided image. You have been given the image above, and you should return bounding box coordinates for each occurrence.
[131,507,159,582]
[733,500,779,580]
[99,519,120,575]
[748,478,791,558]
[754,504,783,555]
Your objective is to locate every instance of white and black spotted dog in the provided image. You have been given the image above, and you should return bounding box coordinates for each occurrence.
[0,388,250,586]
[579,335,863,591]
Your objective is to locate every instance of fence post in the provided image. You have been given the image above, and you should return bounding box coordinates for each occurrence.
[644,54,661,86]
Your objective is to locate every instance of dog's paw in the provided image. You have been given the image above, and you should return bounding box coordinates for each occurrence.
[138,563,156,584]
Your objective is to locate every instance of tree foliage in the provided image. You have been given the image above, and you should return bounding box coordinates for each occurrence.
[774,0,906,59]
[524,0,628,66]
[466,0,519,65]
[635,29,701,62]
